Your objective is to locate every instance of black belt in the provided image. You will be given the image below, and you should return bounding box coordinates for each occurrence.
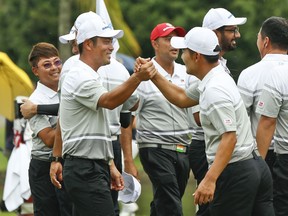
[31,155,50,162]
[276,153,288,158]
[64,155,108,164]
[242,150,260,161]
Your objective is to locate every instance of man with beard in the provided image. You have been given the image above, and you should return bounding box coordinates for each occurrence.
[187,8,247,216]
[202,8,247,75]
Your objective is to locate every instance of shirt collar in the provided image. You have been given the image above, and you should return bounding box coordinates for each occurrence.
[78,59,100,79]
[262,53,288,62]
[37,81,58,98]
[219,57,231,75]
[152,57,181,78]
[198,64,224,93]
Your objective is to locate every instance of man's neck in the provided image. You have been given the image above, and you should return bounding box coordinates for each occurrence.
[80,55,101,72]
[198,62,220,81]
[154,57,175,75]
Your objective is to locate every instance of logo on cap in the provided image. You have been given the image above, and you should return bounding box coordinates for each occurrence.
[150,23,186,41]
[163,23,175,32]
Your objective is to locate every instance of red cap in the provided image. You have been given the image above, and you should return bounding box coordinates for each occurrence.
[150,23,186,41]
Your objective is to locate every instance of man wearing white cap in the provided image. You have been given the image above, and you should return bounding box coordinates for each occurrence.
[186,9,247,215]
[58,18,156,215]
[21,11,139,215]
[202,8,247,74]
[137,27,274,215]
[58,11,140,216]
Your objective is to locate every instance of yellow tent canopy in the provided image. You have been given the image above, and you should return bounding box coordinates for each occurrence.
[0,52,33,121]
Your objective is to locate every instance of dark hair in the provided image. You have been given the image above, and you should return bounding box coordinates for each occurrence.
[216,26,225,32]
[78,36,98,54]
[260,16,288,50]
[28,42,59,67]
[189,46,220,63]
[202,54,219,63]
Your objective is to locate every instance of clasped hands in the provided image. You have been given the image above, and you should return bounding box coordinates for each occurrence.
[133,57,158,80]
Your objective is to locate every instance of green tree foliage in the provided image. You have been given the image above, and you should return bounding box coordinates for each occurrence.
[120,0,288,80]
[1,0,288,82]
[0,0,61,81]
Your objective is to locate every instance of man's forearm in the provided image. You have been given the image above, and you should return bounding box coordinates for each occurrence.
[151,72,198,108]
[256,116,276,158]
[205,132,236,182]
[53,120,62,157]
[120,115,138,178]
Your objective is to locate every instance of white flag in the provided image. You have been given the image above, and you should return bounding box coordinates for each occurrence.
[96,0,120,57]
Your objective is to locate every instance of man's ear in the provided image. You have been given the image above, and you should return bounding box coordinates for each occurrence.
[32,67,38,77]
[151,40,159,50]
[214,30,222,40]
[84,39,94,51]
[191,52,200,62]
[264,36,270,48]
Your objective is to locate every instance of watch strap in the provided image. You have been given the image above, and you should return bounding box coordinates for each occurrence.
[50,156,63,163]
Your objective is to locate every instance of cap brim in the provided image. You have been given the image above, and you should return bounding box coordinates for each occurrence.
[159,27,186,39]
[226,17,247,26]
[99,30,124,39]
[59,33,76,44]
[174,27,186,37]
[171,36,187,49]
[118,172,141,204]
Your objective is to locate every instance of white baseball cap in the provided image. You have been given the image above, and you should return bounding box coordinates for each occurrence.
[74,11,102,30]
[58,11,103,44]
[59,26,77,44]
[76,18,124,44]
[171,27,220,56]
[118,172,141,204]
[202,8,247,30]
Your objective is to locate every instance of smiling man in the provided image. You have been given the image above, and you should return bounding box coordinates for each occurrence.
[137,26,274,216]
[135,23,193,216]
[59,18,156,216]
[27,42,72,216]
[202,8,247,75]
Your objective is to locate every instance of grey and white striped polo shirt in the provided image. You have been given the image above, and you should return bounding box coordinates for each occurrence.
[195,65,254,165]
[256,64,288,154]
[238,54,288,146]
[136,58,192,146]
[98,58,138,136]
[60,59,113,161]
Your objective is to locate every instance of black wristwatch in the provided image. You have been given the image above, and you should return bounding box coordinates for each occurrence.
[50,156,63,163]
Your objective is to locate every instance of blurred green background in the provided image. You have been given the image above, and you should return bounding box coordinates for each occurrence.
[1,0,288,83]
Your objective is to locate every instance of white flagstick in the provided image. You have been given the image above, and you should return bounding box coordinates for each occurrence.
[96,0,120,58]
